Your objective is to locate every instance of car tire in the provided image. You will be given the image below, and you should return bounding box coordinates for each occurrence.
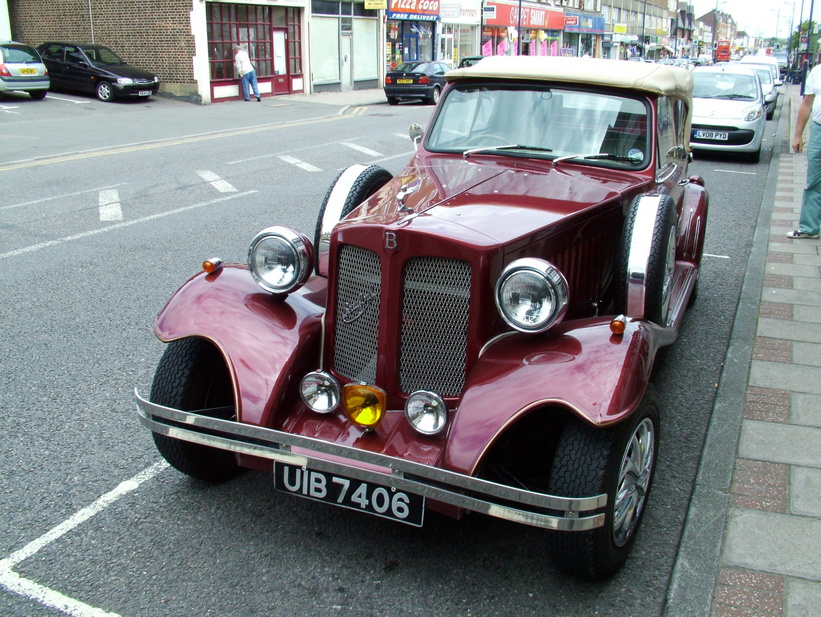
[96,81,114,102]
[313,164,393,274]
[150,338,244,483]
[29,90,47,100]
[747,147,761,163]
[615,194,677,325]
[387,96,399,105]
[545,385,659,580]
[428,85,441,105]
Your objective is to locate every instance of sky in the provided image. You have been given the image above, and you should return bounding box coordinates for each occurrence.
[691,0,813,39]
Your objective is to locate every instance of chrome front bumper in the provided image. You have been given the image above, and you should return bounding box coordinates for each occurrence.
[135,391,607,531]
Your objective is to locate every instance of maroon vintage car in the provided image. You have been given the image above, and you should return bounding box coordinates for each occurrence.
[136,56,707,580]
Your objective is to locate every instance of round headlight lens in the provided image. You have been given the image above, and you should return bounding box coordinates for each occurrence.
[405,391,448,435]
[248,226,314,294]
[300,371,341,413]
[495,258,569,333]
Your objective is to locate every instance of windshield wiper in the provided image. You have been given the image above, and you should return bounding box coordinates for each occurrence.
[463,144,552,159]
[552,152,643,166]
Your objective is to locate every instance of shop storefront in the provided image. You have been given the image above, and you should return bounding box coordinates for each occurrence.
[438,1,481,67]
[386,1,439,69]
[206,1,306,103]
[480,1,564,57]
[311,1,381,92]
[562,13,605,58]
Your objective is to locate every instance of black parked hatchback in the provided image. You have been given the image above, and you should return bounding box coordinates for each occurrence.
[37,42,159,101]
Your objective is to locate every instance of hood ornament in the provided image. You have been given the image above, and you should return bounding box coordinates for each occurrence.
[396,177,422,213]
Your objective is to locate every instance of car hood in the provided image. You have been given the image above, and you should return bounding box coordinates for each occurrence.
[94,62,156,80]
[345,156,645,247]
[692,97,760,120]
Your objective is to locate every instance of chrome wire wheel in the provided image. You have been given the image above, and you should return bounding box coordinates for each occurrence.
[612,417,655,547]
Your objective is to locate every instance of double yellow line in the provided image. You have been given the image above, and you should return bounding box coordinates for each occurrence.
[0,106,368,172]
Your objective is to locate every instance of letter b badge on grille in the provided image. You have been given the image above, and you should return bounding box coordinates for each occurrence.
[385,231,398,250]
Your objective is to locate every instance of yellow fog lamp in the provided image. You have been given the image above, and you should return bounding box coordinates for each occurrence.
[342,383,387,429]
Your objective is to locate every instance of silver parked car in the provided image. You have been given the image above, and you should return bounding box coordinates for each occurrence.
[747,64,778,120]
[0,40,49,100]
[690,65,766,163]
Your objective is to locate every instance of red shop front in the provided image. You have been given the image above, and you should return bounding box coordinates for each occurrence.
[480,0,564,56]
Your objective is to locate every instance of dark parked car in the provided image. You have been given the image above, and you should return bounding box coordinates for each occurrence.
[136,56,708,581]
[457,55,484,68]
[0,40,49,99]
[384,60,449,105]
[37,42,159,101]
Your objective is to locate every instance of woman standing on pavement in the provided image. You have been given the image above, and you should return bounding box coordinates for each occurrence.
[791,64,821,239]
[233,43,261,102]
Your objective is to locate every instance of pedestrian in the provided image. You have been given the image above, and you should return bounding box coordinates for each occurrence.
[233,43,261,102]
[791,62,821,238]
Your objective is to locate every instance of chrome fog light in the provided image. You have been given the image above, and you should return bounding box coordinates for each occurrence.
[300,371,340,413]
[495,258,569,333]
[405,391,448,435]
[248,226,314,295]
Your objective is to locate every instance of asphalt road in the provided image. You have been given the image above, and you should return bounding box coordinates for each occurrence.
[0,87,784,617]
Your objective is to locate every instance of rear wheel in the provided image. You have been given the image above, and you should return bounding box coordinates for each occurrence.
[150,338,243,483]
[387,96,399,105]
[96,81,114,102]
[29,90,47,100]
[428,85,441,105]
[546,386,660,580]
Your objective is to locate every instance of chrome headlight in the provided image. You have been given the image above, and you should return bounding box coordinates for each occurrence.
[405,391,448,435]
[248,226,314,295]
[495,258,569,333]
[742,105,763,122]
[300,371,340,413]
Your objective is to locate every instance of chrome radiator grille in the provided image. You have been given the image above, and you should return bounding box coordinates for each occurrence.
[399,257,472,396]
[333,248,472,397]
[333,245,381,383]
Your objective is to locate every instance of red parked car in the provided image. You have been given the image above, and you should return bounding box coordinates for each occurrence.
[137,56,708,580]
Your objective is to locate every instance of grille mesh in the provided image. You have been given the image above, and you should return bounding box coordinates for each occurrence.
[333,246,381,383]
[400,258,472,396]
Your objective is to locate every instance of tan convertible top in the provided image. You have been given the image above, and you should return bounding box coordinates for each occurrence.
[447,56,693,100]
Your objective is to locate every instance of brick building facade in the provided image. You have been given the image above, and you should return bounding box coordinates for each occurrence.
[8,0,197,99]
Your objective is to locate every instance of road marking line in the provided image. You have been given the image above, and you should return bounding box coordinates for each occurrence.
[704,253,731,259]
[714,169,757,175]
[278,154,322,172]
[98,189,123,221]
[45,94,87,104]
[0,191,257,260]
[342,142,383,157]
[196,170,237,193]
[0,105,20,114]
[0,461,168,617]
[1,184,128,212]
[0,112,359,172]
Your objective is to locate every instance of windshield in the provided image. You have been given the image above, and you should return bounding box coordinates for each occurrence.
[80,46,125,65]
[751,67,772,85]
[693,72,759,101]
[425,84,651,169]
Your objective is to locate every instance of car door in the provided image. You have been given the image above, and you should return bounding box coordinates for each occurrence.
[62,45,97,94]
[38,43,66,87]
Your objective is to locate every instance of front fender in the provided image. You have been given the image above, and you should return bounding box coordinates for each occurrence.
[153,265,326,427]
[443,317,658,476]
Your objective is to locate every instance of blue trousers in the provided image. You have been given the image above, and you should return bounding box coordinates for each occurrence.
[800,121,821,235]
[241,70,260,100]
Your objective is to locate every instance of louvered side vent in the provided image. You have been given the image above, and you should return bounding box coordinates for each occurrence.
[333,245,381,383]
[400,258,472,396]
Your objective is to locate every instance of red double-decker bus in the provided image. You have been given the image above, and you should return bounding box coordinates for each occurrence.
[716,41,731,62]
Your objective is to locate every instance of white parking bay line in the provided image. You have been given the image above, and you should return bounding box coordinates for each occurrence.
[278,154,322,172]
[99,189,123,221]
[342,142,383,157]
[197,170,237,193]
[0,461,168,617]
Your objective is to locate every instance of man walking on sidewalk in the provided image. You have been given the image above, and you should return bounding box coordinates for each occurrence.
[790,63,821,238]
[233,43,261,102]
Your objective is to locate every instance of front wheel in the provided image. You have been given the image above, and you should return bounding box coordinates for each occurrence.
[96,81,114,102]
[546,386,660,580]
[150,338,243,483]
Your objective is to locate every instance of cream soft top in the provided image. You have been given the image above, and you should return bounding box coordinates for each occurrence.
[446,56,693,100]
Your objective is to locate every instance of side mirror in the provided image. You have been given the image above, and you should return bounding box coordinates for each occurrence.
[409,124,424,149]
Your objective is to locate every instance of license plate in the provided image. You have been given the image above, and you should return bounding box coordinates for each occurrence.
[138,90,152,96]
[274,462,425,527]
[694,130,729,140]
[396,79,413,84]
[20,68,36,75]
